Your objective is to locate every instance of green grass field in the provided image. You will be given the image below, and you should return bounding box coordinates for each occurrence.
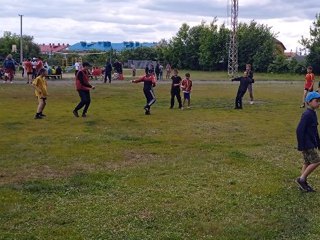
[1,73,320,239]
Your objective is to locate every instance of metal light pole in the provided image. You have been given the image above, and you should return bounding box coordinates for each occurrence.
[18,14,23,63]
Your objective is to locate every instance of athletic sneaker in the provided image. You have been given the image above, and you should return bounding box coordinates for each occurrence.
[73,110,79,117]
[145,110,150,115]
[82,113,87,118]
[34,114,42,119]
[250,101,254,105]
[296,178,309,192]
[305,181,316,192]
[40,113,46,117]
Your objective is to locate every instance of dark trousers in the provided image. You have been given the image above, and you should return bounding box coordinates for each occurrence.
[104,72,112,83]
[75,90,91,114]
[235,90,246,109]
[171,88,182,108]
[144,88,156,109]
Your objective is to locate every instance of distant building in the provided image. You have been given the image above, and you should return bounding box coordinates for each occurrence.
[39,43,69,54]
[67,41,157,52]
[284,51,306,63]
[274,38,286,55]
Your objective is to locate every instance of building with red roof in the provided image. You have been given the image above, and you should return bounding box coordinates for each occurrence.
[39,43,69,54]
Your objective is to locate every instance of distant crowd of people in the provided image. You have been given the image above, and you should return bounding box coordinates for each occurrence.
[0,54,62,84]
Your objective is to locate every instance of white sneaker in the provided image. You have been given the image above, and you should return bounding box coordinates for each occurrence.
[250,101,254,105]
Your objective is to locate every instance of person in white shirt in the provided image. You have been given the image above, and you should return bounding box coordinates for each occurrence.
[74,59,81,76]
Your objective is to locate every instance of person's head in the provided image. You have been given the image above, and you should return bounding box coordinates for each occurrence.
[243,71,248,77]
[185,73,190,79]
[246,64,251,70]
[306,91,320,109]
[82,62,92,69]
[307,66,313,73]
[38,68,47,76]
[146,69,153,76]
[173,69,178,76]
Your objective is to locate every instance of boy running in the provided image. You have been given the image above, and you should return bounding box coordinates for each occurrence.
[296,91,320,192]
[132,70,156,115]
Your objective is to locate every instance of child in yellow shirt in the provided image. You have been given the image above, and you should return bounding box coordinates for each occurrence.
[32,68,48,119]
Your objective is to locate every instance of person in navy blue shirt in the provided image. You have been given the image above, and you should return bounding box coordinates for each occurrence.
[296,91,320,192]
[231,71,254,109]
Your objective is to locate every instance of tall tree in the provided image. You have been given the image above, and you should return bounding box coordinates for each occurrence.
[0,31,40,62]
[300,13,320,74]
[199,20,229,71]
[237,21,275,72]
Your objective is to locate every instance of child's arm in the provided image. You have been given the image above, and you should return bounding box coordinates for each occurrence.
[132,76,144,83]
[32,83,43,97]
[231,77,241,82]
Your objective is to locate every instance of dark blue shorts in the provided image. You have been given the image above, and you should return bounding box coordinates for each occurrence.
[183,92,190,100]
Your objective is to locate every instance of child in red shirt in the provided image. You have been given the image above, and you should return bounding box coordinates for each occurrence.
[180,73,193,109]
[301,66,315,108]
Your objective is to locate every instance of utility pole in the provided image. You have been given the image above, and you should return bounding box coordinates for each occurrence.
[18,14,23,64]
[227,0,238,77]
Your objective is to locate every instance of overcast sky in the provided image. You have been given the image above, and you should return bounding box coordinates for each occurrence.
[0,0,318,52]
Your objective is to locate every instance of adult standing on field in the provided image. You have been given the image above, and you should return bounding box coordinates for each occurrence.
[25,58,33,84]
[35,57,44,76]
[3,54,16,83]
[113,59,123,80]
[246,64,254,104]
[104,59,113,83]
[74,59,81,76]
[73,62,95,118]
[165,63,171,79]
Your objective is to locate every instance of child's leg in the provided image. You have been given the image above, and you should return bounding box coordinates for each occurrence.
[302,89,308,105]
[301,162,320,180]
[37,98,46,113]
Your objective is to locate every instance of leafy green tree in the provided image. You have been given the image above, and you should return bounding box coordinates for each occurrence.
[267,55,289,73]
[237,21,275,72]
[169,23,190,69]
[199,20,229,71]
[300,13,320,74]
[0,31,40,62]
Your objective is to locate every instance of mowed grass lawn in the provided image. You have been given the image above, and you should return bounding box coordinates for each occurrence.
[0,76,320,239]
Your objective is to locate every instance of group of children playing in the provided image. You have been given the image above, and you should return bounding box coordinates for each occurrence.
[132,68,192,115]
[30,62,320,193]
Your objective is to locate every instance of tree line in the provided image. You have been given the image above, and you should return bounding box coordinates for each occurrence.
[1,14,320,74]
